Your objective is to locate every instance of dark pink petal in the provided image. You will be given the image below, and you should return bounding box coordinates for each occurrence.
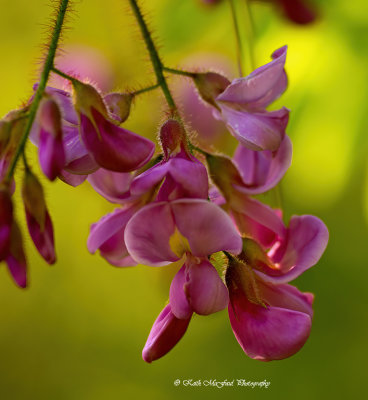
[25,209,55,264]
[6,255,27,288]
[142,304,192,363]
[172,199,242,256]
[217,46,287,109]
[80,108,155,172]
[233,135,292,194]
[124,202,179,267]
[185,257,229,316]
[278,0,317,25]
[231,194,286,240]
[228,287,311,361]
[219,105,289,151]
[259,215,329,284]
[130,162,169,196]
[88,169,132,203]
[88,206,137,267]
[39,128,65,181]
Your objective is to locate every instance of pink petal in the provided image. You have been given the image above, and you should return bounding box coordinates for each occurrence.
[217,46,287,109]
[219,105,289,151]
[233,135,292,194]
[88,168,133,203]
[142,304,192,363]
[169,264,192,319]
[80,108,155,172]
[58,170,88,187]
[124,202,179,267]
[172,199,242,256]
[39,128,66,181]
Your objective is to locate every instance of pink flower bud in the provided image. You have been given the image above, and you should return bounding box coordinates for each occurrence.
[22,171,55,264]
[0,185,13,260]
[193,72,230,109]
[6,221,27,288]
[37,97,66,181]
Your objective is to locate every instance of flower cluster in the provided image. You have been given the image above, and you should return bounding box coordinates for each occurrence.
[0,0,328,364]
[85,47,327,362]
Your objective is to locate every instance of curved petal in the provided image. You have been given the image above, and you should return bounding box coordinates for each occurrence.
[39,129,65,181]
[233,135,292,194]
[185,257,229,316]
[80,108,155,172]
[169,264,192,319]
[142,304,192,363]
[130,162,169,196]
[172,199,242,256]
[258,215,329,284]
[217,46,287,108]
[58,170,88,187]
[219,105,289,151]
[88,168,133,203]
[124,202,179,267]
[228,288,311,361]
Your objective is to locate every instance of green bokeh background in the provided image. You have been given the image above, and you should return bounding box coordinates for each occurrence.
[1,0,367,399]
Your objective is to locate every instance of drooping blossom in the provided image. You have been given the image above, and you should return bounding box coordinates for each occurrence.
[36,96,65,181]
[225,210,328,361]
[142,304,192,363]
[22,170,56,264]
[0,185,13,260]
[194,47,289,151]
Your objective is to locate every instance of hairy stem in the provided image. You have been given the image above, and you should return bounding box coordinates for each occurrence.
[163,67,195,78]
[5,0,70,183]
[128,0,177,110]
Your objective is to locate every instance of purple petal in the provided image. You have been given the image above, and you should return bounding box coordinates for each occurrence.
[169,264,192,319]
[142,304,192,363]
[130,162,169,197]
[88,168,133,203]
[0,188,13,260]
[217,46,287,109]
[124,202,179,267]
[25,209,55,264]
[233,135,292,194]
[219,105,289,151]
[6,222,27,288]
[39,128,66,181]
[58,170,88,187]
[172,199,242,256]
[258,215,329,284]
[228,286,311,361]
[88,206,137,267]
[80,108,155,172]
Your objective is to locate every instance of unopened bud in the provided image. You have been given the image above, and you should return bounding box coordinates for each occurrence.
[159,119,186,159]
[193,72,230,109]
[104,93,133,123]
[0,185,13,260]
[7,221,27,288]
[22,170,47,230]
[37,97,63,139]
[73,80,107,120]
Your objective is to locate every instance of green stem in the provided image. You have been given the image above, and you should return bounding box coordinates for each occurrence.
[163,67,195,78]
[51,66,78,83]
[128,0,176,110]
[228,0,244,76]
[243,0,255,71]
[5,0,70,183]
[132,83,160,96]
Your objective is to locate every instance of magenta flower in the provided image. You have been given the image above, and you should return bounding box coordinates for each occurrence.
[225,212,328,361]
[36,97,66,181]
[268,0,317,25]
[73,81,155,173]
[142,304,192,363]
[214,46,289,151]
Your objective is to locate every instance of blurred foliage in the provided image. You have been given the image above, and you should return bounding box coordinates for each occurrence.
[0,0,367,399]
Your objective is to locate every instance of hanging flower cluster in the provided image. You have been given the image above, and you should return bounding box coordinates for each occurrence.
[0,0,328,363]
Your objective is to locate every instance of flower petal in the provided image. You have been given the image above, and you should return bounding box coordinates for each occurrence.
[172,199,242,256]
[142,304,192,363]
[169,264,192,319]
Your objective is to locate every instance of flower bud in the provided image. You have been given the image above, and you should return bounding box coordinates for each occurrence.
[104,93,133,123]
[73,80,155,172]
[193,72,230,109]
[6,220,27,288]
[159,119,186,160]
[0,120,11,155]
[0,185,13,260]
[22,170,55,264]
[37,97,66,181]
[142,304,192,363]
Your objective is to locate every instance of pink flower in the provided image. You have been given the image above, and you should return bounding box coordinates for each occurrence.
[225,211,328,361]
[142,304,192,363]
[215,46,289,151]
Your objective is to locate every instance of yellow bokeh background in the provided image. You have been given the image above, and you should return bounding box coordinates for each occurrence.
[1,0,367,399]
